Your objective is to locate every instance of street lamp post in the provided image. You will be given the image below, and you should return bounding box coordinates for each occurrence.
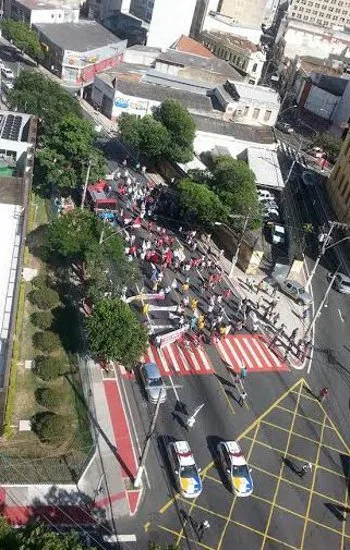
[80,158,93,210]
[305,221,350,290]
[214,215,250,278]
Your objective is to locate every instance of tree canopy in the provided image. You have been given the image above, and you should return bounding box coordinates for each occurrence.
[119,99,195,163]
[312,132,342,160]
[85,298,148,366]
[1,20,43,62]
[47,210,102,261]
[35,115,106,193]
[154,99,196,163]
[8,71,82,131]
[178,179,227,226]
[0,519,92,550]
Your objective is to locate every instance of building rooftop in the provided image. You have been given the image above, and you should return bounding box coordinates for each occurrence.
[116,79,213,112]
[0,111,32,143]
[15,0,79,9]
[311,73,348,96]
[35,20,122,52]
[300,56,344,76]
[246,147,284,189]
[218,80,280,106]
[156,49,241,80]
[171,35,215,59]
[201,30,259,53]
[192,114,276,144]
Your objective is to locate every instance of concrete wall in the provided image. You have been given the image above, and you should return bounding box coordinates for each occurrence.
[303,84,340,120]
[147,0,197,49]
[283,21,350,60]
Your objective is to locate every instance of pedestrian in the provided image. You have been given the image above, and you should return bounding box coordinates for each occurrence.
[272,312,280,324]
[240,366,248,380]
[223,288,232,300]
[239,390,247,407]
[171,279,178,291]
[198,520,210,540]
[299,462,312,478]
[182,281,189,293]
[178,315,185,328]
[257,280,265,293]
[155,335,161,349]
[319,387,328,403]
[190,298,198,312]
[197,314,205,331]
[190,316,197,331]
[216,294,223,306]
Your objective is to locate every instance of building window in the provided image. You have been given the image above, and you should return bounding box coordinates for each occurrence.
[252,63,257,72]
[312,9,318,12]
[253,108,260,119]
[264,110,272,121]
[297,12,302,17]
[236,110,242,117]
[244,106,249,116]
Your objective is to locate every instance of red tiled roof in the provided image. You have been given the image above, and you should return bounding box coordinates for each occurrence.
[173,35,215,59]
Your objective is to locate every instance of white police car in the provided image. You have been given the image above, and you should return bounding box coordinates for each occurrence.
[217,440,253,497]
[168,440,202,499]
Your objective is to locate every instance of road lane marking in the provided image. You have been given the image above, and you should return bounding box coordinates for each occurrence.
[338,308,344,322]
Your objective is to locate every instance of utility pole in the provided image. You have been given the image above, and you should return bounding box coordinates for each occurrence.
[305,266,340,338]
[134,392,162,489]
[305,221,350,290]
[229,215,250,278]
[80,159,93,210]
[285,139,302,184]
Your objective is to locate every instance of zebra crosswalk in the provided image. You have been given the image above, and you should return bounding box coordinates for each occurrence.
[278,140,308,168]
[215,334,289,373]
[119,340,214,378]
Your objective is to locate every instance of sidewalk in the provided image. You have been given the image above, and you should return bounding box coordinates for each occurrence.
[228,265,311,370]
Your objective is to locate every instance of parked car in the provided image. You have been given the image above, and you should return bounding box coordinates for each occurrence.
[271,224,285,245]
[140,362,167,404]
[258,189,275,201]
[327,272,350,294]
[217,440,253,497]
[263,206,280,222]
[279,279,313,305]
[0,60,5,70]
[276,121,294,134]
[260,198,279,210]
[1,66,15,80]
[168,440,202,499]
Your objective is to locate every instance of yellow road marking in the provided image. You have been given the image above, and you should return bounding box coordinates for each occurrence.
[290,389,319,402]
[156,524,215,550]
[261,380,304,549]
[205,473,222,484]
[260,418,348,454]
[324,410,350,455]
[159,493,179,514]
[276,404,335,429]
[341,458,350,549]
[216,374,236,416]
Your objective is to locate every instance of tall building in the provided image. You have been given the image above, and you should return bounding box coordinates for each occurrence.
[217,0,269,28]
[328,133,350,224]
[126,0,197,48]
[289,0,350,27]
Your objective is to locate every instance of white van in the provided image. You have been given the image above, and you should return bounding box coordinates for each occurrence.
[272,224,285,245]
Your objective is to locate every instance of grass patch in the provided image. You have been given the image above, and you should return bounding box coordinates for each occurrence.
[2,193,94,483]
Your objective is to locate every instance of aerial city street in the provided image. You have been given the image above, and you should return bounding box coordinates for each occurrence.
[0,0,349,549]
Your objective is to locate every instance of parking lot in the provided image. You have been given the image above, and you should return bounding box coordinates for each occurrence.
[148,379,350,549]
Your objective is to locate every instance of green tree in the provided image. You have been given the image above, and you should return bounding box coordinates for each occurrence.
[34,356,68,381]
[154,99,195,162]
[137,115,170,158]
[31,310,53,330]
[33,331,61,353]
[47,210,102,261]
[29,287,59,310]
[178,179,227,226]
[34,148,77,195]
[85,298,148,366]
[1,20,43,62]
[209,156,260,222]
[35,387,62,409]
[118,112,142,148]
[8,71,82,131]
[0,520,92,549]
[32,412,69,445]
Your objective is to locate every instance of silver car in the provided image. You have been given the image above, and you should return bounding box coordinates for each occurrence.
[327,272,350,294]
[279,279,313,306]
[141,362,167,404]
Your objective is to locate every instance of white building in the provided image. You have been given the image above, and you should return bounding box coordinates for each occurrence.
[202,10,263,44]
[278,18,350,61]
[214,80,280,125]
[201,30,265,85]
[10,0,80,26]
